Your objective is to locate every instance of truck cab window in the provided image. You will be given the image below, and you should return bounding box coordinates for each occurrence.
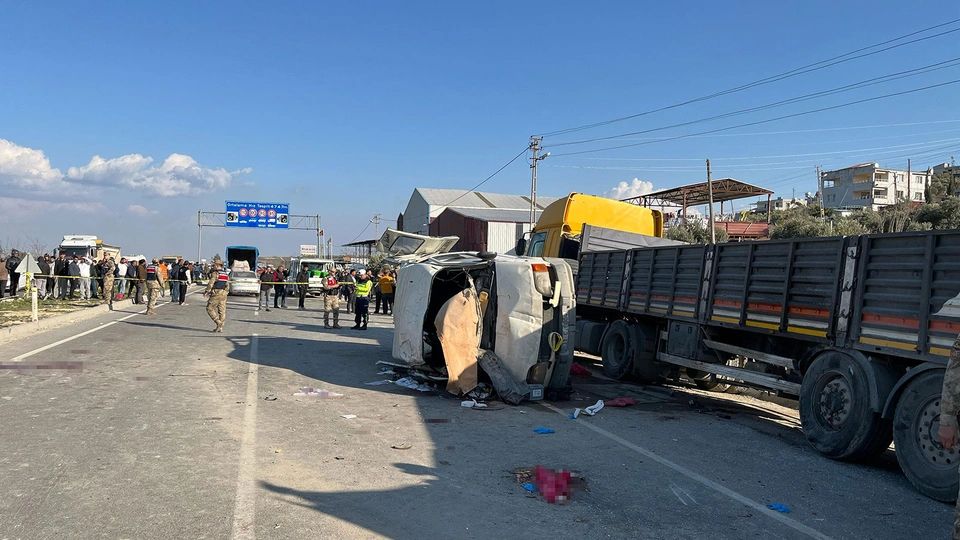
[528,232,547,257]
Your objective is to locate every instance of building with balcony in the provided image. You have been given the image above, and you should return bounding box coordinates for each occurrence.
[821,163,930,211]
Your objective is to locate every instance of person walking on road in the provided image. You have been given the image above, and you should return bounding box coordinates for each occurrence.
[144,259,165,315]
[274,264,288,308]
[204,260,229,332]
[175,261,190,305]
[258,265,276,312]
[126,260,138,301]
[937,332,960,538]
[351,269,373,330]
[136,259,147,304]
[296,263,309,310]
[101,254,116,309]
[6,249,22,298]
[320,271,342,328]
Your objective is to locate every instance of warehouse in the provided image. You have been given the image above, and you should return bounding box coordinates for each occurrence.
[398,187,558,235]
[428,207,542,255]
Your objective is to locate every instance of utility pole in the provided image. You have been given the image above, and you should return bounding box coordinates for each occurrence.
[817,166,824,218]
[529,136,542,227]
[371,213,383,238]
[706,159,716,244]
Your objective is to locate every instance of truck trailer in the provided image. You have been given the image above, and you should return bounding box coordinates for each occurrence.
[575,229,960,501]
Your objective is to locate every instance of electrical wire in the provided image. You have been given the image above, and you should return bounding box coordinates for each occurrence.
[537,19,960,137]
[549,78,960,157]
[546,57,960,148]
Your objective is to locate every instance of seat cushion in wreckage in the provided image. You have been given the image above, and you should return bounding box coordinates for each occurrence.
[434,288,482,395]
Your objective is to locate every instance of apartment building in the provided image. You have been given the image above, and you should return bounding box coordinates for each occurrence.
[821,162,930,210]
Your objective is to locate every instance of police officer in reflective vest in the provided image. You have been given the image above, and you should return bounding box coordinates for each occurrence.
[145,258,166,315]
[204,260,229,332]
[352,269,374,330]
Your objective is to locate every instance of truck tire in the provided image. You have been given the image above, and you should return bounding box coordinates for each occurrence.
[799,352,892,461]
[600,321,634,380]
[892,370,959,502]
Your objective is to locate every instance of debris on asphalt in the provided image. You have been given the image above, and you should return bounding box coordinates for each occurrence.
[340,414,357,419]
[263,395,278,401]
[767,503,791,513]
[394,377,433,393]
[391,443,412,450]
[605,397,637,407]
[533,465,581,504]
[533,427,556,434]
[425,418,450,424]
[294,387,344,398]
[465,383,494,401]
[521,482,537,493]
[572,400,605,418]
[569,363,592,377]
[460,399,488,409]
[364,380,393,386]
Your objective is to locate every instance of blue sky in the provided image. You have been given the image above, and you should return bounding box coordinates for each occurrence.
[1,1,958,256]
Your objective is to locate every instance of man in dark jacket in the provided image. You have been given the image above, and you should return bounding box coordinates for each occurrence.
[67,256,81,299]
[6,249,22,297]
[126,260,138,300]
[37,255,52,299]
[136,259,147,304]
[258,266,276,312]
[273,265,289,308]
[170,258,182,303]
[54,253,69,299]
[175,262,189,305]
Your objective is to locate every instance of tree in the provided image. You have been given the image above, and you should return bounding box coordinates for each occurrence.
[770,213,829,239]
[926,170,960,203]
[665,220,729,243]
[915,196,960,230]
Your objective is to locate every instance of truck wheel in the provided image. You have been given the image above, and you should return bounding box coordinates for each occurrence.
[799,352,892,461]
[600,321,634,380]
[893,371,959,502]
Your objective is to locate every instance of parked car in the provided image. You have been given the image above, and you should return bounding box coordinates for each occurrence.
[228,270,259,296]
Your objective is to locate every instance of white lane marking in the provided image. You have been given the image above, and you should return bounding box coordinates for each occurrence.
[8,290,201,363]
[669,482,697,506]
[540,403,831,540]
[231,334,259,540]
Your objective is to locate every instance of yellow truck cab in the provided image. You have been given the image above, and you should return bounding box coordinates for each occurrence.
[520,193,664,259]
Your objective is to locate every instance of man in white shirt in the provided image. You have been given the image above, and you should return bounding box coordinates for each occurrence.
[116,259,128,298]
[78,257,92,300]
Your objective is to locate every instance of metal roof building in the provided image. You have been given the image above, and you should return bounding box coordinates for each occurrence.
[399,187,560,234]
[428,206,543,255]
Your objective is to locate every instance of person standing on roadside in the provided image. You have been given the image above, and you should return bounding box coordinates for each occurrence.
[342,269,357,314]
[378,269,396,316]
[43,255,55,299]
[145,258,165,315]
[6,249,22,298]
[258,265,276,312]
[77,256,92,300]
[136,258,147,304]
[297,263,309,310]
[321,271,342,328]
[204,259,229,332]
[157,261,169,298]
[274,264,288,309]
[101,253,116,309]
[175,261,189,305]
[170,257,182,303]
[0,256,7,299]
[67,256,81,299]
[351,269,374,330]
[55,253,69,299]
[36,255,51,300]
[126,260,138,301]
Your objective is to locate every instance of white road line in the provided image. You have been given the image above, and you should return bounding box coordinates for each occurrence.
[231,334,259,540]
[8,291,200,363]
[540,402,831,540]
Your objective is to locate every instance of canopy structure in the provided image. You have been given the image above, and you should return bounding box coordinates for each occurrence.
[623,178,775,222]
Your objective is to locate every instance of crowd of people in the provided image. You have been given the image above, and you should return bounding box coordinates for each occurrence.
[0,249,206,309]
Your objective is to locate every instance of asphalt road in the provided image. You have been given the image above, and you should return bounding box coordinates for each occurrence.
[0,291,953,539]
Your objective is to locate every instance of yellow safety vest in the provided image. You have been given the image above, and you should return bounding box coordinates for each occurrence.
[355,279,373,298]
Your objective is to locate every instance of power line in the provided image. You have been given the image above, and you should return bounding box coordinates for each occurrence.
[348,220,372,243]
[549,78,960,157]
[537,19,960,137]
[546,57,960,148]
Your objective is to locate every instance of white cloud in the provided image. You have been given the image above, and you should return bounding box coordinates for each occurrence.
[0,196,104,222]
[0,139,65,191]
[67,152,242,197]
[127,204,158,216]
[604,178,655,200]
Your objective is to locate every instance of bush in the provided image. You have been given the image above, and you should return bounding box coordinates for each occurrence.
[666,221,730,244]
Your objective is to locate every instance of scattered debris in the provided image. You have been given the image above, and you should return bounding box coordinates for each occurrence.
[767,503,791,513]
[573,400,605,418]
[364,380,393,386]
[533,427,556,434]
[533,465,581,504]
[394,377,433,393]
[294,387,343,398]
[340,414,357,419]
[334,456,345,460]
[569,363,592,377]
[274,448,281,454]
[479,350,528,405]
[425,418,450,424]
[605,397,636,407]
[521,482,537,493]
[263,395,278,401]
[465,383,494,401]
[461,399,489,409]
[391,443,412,450]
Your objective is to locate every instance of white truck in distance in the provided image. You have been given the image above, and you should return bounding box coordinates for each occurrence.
[58,235,120,261]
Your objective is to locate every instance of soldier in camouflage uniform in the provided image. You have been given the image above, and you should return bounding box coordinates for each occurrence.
[101,254,116,309]
[938,333,960,538]
[204,259,229,332]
